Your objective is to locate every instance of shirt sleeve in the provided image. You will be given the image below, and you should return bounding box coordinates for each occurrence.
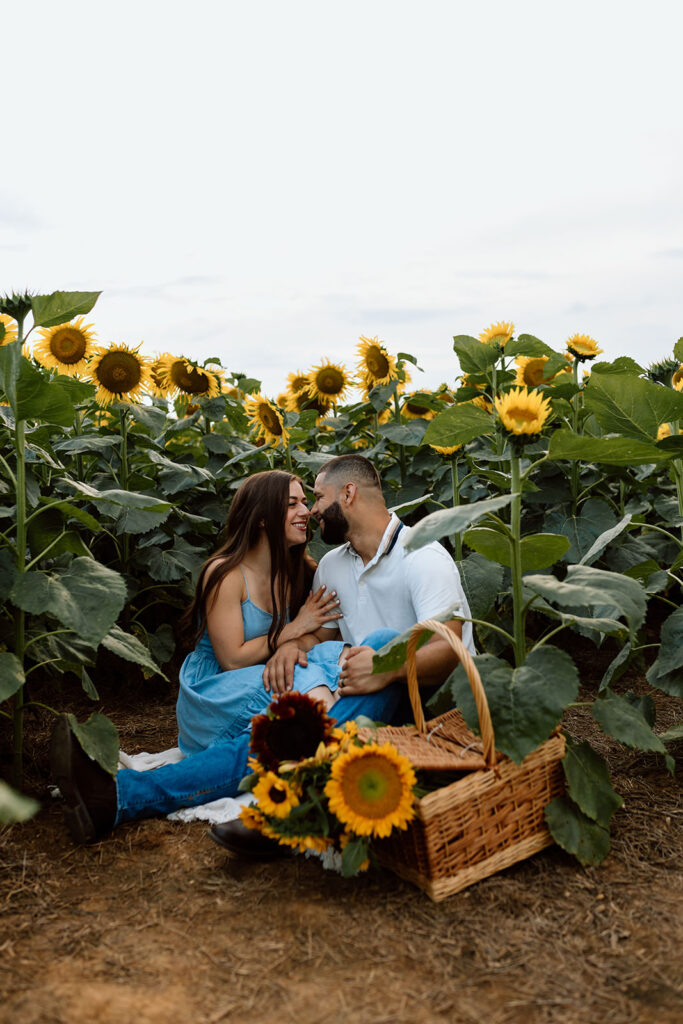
[404,544,470,623]
[312,560,338,631]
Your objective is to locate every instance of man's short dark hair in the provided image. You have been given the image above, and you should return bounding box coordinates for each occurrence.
[318,454,382,490]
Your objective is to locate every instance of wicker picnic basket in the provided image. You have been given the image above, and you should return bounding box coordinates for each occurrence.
[365,619,566,901]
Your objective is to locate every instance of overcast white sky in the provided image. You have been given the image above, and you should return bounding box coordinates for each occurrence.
[3,0,683,398]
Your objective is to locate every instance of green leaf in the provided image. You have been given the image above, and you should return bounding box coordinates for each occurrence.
[1,355,75,425]
[291,450,332,472]
[378,421,428,446]
[548,429,670,466]
[0,652,25,702]
[39,499,102,534]
[388,492,433,516]
[456,553,504,620]
[402,494,513,551]
[463,527,569,571]
[659,722,683,743]
[423,403,494,448]
[584,372,683,442]
[591,356,644,376]
[449,647,579,763]
[341,836,370,877]
[545,497,618,564]
[544,796,611,866]
[10,559,127,645]
[64,478,173,513]
[562,738,623,826]
[0,781,39,824]
[0,548,18,597]
[148,623,176,665]
[80,666,100,701]
[372,607,462,675]
[100,625,168,680]
[503,334,555,358]
[592,691,673,772]
[453,335,500,373]
[66,712,119,777]
[599,642,633,692]
[579,514,632,566]
[646,605,683,698]
[31,290,101,328]
[54,435,120,455]
[114,504,173,534]
[523,565,647,642]
[672,338,683,362]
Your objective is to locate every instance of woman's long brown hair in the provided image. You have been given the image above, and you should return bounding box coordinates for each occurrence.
[178,471,314,654]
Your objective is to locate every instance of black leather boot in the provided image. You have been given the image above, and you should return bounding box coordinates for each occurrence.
[209,819,292,861]
[49,714,117,843]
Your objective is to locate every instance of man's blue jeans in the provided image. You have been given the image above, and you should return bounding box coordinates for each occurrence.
[115,629,411,824]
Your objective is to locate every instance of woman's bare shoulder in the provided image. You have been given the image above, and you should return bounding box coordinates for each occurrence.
[202,559,244,600]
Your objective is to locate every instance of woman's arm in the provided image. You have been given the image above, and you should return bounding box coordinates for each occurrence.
[206,568,274,670]
[276,585,342,644]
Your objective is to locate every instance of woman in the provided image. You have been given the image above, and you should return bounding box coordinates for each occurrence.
[176,470,345,754]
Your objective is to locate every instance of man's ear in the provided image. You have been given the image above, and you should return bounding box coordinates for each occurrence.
[343,482,357,505]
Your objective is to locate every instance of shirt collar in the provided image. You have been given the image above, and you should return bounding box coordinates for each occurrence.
[348,513,402,568]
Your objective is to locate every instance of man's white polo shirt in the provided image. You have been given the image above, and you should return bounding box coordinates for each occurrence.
[313,513,474,653]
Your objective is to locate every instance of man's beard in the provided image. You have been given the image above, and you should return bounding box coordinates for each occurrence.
[318,501,349,545]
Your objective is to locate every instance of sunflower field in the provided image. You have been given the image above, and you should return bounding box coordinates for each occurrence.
[1,289,682,866]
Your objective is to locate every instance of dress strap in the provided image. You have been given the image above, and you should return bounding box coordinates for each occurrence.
[238,565,250,600]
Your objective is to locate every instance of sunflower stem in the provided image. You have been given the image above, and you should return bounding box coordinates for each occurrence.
[392,386,406,485]
[509,453,525,667]
[570,358,581,515]
[12,312,28,787]
[119,406,130,573]
[73,408,84,482]
[450,456,463,561]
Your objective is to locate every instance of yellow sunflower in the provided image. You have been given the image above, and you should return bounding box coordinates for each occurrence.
[356,336,398,395]
[672,366,683,391]
[148,352,176,398]
[401,391,437,420]
[154,355,224,399]
[86,343,152,407]
[308,359,353,403]
[33,316,97,377]
[324,742,416,838]
[239,804,266,830]
[566,333,603,361]
[479,321,514,348]
[0,314,17,346]
[514,355,571,388]
[495,386,552,437]
[429,442,463,456]
[253,771,300,818]
[244,393,289,447]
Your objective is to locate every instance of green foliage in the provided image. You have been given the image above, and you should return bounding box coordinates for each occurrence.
[67,712,119,777]
[0,781,39,824]
[31,290,101,327]
[544,797,611,866]
[441,647,579,764]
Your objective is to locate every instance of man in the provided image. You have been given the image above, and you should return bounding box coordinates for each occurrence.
[50,455,473,853]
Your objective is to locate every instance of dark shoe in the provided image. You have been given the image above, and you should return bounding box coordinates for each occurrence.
[49,714,117,843]
[209,819,292,861]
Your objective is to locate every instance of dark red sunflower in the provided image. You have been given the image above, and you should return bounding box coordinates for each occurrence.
[250,692,334,770]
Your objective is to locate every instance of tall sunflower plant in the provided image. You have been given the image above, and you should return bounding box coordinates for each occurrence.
[0,291,167,787]
[237,691,417,877]
[371,329,681,868]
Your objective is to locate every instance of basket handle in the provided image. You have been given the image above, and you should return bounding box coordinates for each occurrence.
[405,619,497,769]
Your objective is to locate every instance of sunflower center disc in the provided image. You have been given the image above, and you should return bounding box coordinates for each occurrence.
[366,347,389,377]
[259,404,282,434]
[171,363,209,395]
[51,328,86,363]
[98,352,142,393]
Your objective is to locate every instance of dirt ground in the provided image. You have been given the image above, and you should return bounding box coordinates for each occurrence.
[1,654,682,1024]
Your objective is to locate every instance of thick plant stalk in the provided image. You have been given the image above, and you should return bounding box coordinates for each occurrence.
[509,453,525,667]
[570,358,581,515]
[119,406,130,573]
[12,318,27,786]
[451,456,463,561]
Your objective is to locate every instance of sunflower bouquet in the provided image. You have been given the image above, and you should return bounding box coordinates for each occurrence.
[238,692,417,877]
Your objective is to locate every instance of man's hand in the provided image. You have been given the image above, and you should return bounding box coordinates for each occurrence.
[263,641,308,695]
[337,645,394,695]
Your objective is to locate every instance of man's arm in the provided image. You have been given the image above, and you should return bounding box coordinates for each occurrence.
[262,625,341,694]
[339,619,462,695]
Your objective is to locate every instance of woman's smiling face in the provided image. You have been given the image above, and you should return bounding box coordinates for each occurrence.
[283,479,310,546]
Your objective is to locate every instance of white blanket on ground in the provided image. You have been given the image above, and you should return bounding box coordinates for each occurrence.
[118,747,254,824]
